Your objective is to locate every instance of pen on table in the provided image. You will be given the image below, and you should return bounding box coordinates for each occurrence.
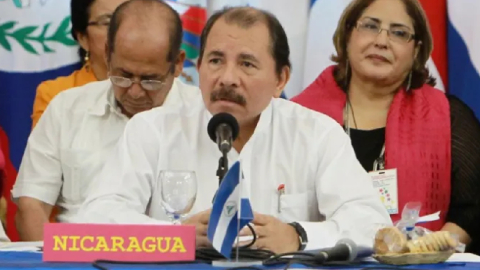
[277,184,285,213]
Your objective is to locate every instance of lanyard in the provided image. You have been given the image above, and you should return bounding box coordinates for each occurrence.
[344,103,386,171]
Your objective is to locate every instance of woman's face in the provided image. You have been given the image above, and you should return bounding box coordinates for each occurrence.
[347,0,420,87]
[76,0,129,79]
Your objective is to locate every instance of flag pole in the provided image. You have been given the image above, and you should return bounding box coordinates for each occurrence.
[234,165,243,262]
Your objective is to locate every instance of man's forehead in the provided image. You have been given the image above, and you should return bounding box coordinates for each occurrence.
[205,19,270,55]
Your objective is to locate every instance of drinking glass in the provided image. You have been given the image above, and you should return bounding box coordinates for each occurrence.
[160,170,197,224]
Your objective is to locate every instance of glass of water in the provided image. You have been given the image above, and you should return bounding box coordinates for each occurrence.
[160,170,197,225]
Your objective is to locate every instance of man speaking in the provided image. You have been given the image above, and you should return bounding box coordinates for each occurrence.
[78,6,391,253]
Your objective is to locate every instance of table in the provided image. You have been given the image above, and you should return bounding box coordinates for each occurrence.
[1,252,479,270]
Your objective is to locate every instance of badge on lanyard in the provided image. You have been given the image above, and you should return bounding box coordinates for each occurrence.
[369,145,399,214]
[344,104,399,214]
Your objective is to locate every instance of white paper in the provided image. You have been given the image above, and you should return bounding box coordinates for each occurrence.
[0,241,43,252]
[417,211,441,224]
[446,253,480,263]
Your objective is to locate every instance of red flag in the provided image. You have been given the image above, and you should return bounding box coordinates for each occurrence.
[418,0,448,89]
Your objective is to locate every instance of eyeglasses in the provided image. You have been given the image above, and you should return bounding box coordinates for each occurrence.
[87,15,111,27]
[109,76,168,91]
[355,19,415,43]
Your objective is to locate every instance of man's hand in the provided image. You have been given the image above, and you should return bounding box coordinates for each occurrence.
[182,209,212,248]
[239,212,299,254]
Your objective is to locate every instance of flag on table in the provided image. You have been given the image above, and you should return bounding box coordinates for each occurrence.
[447,0,480,119]
[302,0,445,91]
[207,161,253,258]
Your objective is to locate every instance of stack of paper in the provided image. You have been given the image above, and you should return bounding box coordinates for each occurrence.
[0,241,43,252]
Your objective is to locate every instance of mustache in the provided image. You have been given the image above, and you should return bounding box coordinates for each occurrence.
[210,87,246,106]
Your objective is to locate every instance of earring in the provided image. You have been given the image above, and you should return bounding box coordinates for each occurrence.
[84,51,90,72]
[406,71,412,92]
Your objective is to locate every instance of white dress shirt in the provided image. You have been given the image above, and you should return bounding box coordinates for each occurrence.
[77,94,392,250]
[12,79,200,223]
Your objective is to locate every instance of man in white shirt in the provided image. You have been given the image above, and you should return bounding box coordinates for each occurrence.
[78,7,391,253]
[12,0,200,241]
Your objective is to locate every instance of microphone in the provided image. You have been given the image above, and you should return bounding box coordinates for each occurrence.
[207,113,239,155]
[314,238,372,263]
[207,113,239,185]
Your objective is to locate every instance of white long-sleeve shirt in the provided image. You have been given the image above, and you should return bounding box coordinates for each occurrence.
[77,94,392,250]
[12,79,200,222]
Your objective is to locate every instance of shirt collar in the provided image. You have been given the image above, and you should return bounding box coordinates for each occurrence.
[88,80,119,116]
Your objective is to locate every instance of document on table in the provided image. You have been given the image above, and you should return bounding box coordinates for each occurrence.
[0,241,43,252]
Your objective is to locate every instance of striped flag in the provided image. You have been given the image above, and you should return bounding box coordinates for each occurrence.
[447,0,480,119]
[303,0,446,91]
[167,0,207,86]
[207,161,253,258]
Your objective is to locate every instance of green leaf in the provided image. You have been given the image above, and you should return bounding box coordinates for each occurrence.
[16,39,38,54]
[51,35,77,46]
[41,42,54,53]
[0,21,17,31]
[13,26,38,38]
[0,34,11,51]
[39,23,51,41]
[53,16,71,37]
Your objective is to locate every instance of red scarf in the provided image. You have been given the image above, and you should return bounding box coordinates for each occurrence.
[292,66,451,231]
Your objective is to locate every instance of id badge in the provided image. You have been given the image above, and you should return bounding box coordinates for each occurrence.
[369,169,399,214]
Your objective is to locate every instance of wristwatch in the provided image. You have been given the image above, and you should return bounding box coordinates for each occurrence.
[288,222,308,251]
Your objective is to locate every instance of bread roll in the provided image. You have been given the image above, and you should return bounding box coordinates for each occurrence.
[374,227,408,254]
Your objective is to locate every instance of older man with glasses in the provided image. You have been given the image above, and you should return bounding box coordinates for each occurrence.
[12,0,200,241]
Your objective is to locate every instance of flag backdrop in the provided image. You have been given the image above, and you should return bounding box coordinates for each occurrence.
[448,0,480,119]
[0,0,79,241]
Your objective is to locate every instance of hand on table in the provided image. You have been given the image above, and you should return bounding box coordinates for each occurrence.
[182,209,212,248]
[238,212,299,254]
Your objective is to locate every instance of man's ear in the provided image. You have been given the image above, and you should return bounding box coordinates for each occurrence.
[273,66,290,98]
[174,50,186,77]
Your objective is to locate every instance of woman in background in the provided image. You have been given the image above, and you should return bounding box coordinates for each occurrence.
[31,0,128,128]
[292,0,480,253]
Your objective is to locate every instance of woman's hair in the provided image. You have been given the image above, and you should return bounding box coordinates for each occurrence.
[331,0,436,90]
[71,0,96,65]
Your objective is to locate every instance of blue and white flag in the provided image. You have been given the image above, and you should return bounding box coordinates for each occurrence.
[207,161,253,258]
[448,0,480,119]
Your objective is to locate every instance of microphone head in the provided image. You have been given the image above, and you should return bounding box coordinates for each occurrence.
[207,112,240,142]
[336,238,358,262]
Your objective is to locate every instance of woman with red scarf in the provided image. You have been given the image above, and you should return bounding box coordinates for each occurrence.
[292,0,480,253]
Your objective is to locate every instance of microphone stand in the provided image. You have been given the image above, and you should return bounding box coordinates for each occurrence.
[216,152,228,186]
[212,151,228,203]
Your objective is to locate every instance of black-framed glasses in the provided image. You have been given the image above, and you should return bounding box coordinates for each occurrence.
[355,19,415,43]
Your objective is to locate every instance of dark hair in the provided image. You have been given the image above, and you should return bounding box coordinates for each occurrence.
[70,0,96,65]
[331,0,435,90]
[198,7,291,77]
[107,0,183,64]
